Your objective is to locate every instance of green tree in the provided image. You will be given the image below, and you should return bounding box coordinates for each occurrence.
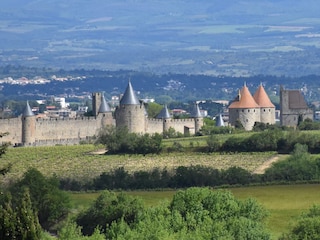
[10,168,71,231]
[76,191,145,236]
[107,188,270,239]
[58,221,105,240]
[0,132,10,176]
[0,188,42,240]
[96,126,162,154]
[146,102,163,118]
[280,205,320,240]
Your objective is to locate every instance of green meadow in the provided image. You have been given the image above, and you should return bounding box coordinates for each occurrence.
[69,184,320,240]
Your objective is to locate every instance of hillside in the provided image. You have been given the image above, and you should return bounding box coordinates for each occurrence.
[1,1,320,76]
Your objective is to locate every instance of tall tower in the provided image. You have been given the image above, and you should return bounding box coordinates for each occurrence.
[156,105,171,132]
[253,84,275,124]
[92,92,102,117]
[115,81,146,133]
[190,102,203,134]
[22,101,36,146]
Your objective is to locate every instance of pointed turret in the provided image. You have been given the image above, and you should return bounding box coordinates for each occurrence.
[229,85,259,109]
[228,84,261,131]
[190,103,202,118]
[215,114,225,127]
[115,81,146,133]
[22,101,36,146]
[120,81,140,105]
[157,105,171,119]
[98,94,111,113]
[253,84,275,108]
[23,101,34,117]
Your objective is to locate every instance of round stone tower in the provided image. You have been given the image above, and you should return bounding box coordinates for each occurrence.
[228,84,261,131]
[98,94,113,127]
[190,102,203,134]
[22,101,36,146]
[115,81,146,133]
[253,84,275,124]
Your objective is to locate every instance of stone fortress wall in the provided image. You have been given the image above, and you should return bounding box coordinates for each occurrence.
[0,82,203,146]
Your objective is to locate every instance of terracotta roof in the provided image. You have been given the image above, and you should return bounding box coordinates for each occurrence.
[229,85,259,109]
[253,85,275,108]
[120,81,140,105]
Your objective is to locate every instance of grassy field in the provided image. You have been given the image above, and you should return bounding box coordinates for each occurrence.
[0,143,277,185]
[69,184,320,240]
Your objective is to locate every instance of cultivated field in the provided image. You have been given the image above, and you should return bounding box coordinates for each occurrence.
[0,143,278,185]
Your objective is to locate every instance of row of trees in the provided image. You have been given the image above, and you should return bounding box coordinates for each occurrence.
[95,125,320,155]
[207,128,320,154]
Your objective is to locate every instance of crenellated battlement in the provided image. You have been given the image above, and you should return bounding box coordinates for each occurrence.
[5,81,203,146]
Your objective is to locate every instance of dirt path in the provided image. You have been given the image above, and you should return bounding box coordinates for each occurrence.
[253,155,280,174]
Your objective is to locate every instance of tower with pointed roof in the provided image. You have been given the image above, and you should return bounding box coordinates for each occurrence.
[190,102,203,133]
[253,84,275,125]
[228,84,261,130]
[22,101,36,146]
[156,105,172,132]
[98,94,113,126]
[115,81,146,133]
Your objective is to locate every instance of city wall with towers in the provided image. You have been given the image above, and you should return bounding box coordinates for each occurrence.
[0,81,204,146]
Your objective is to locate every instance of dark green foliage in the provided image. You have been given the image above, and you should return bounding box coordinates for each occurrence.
[10,168,71,231]
[298,118,320,130]
[245,130,282,152]
[263,144,320,182]
[96,126,162,154]
[76,191,145,236]
[81,165,254,191]
[221,166,252,185]
[0,188,42,240]
[217,129,320,154]
[172,165,222,188]
[146,102,163,118]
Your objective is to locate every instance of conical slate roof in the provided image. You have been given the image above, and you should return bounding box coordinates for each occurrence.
[190,103,202,118]
[120,81,140,105]
[253,84,275,108]
[23,101,34,117]
[229,85,259,109]
[156,105,171,119]
[215,114,225,127]
[98,94,111,113]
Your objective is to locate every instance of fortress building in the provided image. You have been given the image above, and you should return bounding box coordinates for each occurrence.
[0,81,203,146]
[228,83,275,130]
[280,86,313,127]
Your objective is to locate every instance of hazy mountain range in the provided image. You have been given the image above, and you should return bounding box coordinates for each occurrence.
[1,0,320,77]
